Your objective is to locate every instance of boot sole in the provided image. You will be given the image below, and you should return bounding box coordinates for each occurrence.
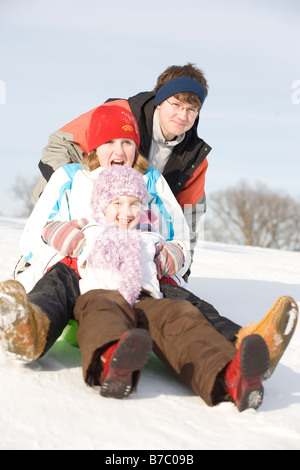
[100,329,152,399]
[0,280,35,360]
[238,334,270,412]
[253,297,298,379]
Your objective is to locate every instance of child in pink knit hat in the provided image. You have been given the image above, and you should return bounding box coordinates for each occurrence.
[74,166,185,398]
[73,165,167,398]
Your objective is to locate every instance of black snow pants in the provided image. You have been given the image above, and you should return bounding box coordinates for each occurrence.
[28,262,81,354]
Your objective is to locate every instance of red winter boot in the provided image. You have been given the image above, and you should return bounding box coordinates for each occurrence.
[100,329,152,399]
[224,334,269,412]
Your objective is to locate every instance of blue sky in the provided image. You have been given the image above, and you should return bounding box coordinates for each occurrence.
[0,0,299,216]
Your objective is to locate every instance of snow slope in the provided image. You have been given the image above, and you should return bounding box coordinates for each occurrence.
[0,216,299,450]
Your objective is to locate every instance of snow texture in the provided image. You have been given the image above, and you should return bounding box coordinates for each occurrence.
[0,216,299,450]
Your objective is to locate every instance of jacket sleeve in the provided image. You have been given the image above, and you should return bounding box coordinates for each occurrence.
[145,168,191,276]
[20,166,77,263]
[175,158,208,259]
[31,130,85,205]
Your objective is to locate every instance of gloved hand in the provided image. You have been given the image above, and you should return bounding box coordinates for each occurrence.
[154,241,185,279]
[42,219,88,258]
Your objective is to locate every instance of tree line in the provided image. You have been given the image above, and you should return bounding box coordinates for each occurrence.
[204,180,300,251]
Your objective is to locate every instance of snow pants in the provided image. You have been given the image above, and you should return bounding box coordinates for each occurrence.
[27,262,240,404]
[28,262,240,350]
[74,288,237,406]
[160,283,240,342]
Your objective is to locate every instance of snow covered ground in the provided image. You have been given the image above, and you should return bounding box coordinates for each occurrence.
[0,216,299,450]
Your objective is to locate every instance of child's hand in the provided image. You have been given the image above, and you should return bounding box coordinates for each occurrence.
[42,219,88,257]
[154,241,185,278]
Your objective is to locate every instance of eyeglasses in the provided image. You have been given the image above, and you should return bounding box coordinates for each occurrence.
[166,99,199,118]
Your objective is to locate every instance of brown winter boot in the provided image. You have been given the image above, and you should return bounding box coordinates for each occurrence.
[235,296,298,379]
[0,280,50,361]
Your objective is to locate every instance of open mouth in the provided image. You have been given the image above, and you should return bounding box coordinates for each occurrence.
[110,159,125,166]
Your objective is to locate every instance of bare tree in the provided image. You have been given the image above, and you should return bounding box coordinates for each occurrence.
[11,175,39,217]
[205,180,300,251]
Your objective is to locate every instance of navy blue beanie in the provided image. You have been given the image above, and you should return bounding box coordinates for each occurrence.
[154,76,206,107]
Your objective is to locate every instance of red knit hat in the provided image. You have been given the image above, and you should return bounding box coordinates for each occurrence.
[87,105,140,152]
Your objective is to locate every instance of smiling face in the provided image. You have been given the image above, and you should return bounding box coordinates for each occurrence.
[156,96,199,141]
[104,195,142,230]
[96,138,137,168]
